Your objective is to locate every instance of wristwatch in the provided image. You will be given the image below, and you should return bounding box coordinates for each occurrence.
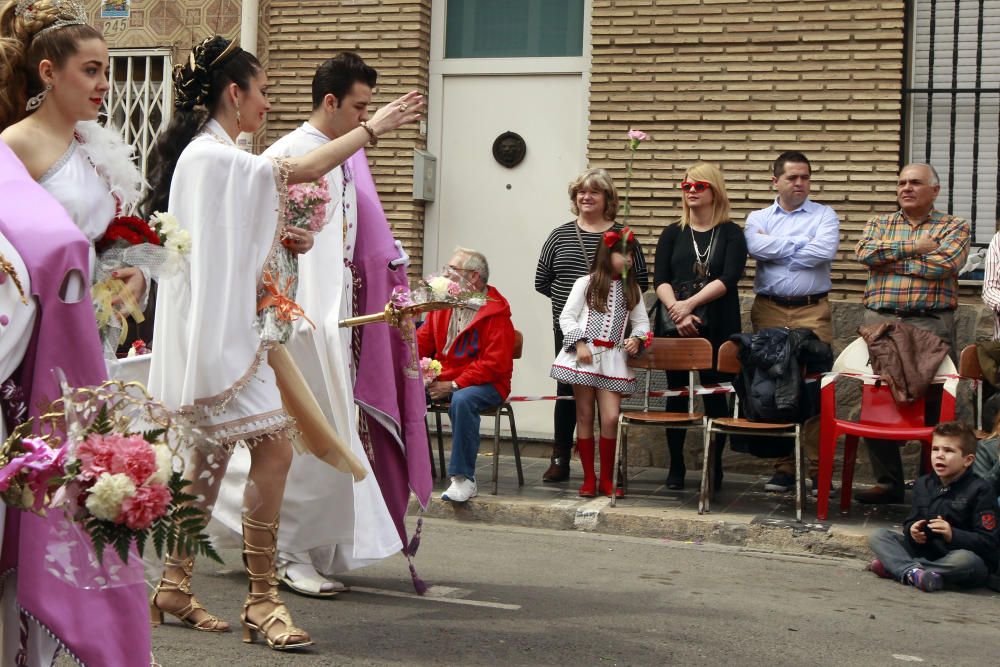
[450,381,459,391]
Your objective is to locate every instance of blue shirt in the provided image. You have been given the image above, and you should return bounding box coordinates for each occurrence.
[745,198,840,297]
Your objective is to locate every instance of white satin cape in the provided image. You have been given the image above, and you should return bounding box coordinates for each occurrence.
[212,123,401,572]
[147,120,282,418]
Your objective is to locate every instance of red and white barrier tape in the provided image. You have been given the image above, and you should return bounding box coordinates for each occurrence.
[506,382,736,402]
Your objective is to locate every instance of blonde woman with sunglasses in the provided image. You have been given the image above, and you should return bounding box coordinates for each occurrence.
[652,162,747,491]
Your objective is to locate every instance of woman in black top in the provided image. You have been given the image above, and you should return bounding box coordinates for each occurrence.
[653,162,747,489]
[535,168,648,482]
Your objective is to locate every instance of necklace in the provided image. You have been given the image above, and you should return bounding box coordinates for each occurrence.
[690,226,716,278]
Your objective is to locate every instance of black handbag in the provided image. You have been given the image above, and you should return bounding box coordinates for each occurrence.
[649,282,709,337]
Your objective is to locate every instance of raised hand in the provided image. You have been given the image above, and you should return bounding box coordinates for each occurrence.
[369,91,424,137]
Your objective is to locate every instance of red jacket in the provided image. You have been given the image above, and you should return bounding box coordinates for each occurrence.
[416,284,514,399]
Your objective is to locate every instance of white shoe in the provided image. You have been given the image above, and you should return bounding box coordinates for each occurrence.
[278,561,347,597]
[441,475,477,502]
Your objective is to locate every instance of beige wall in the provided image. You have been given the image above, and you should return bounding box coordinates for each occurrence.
[262,0,431,278]
[589,0,908,298]
[86,0,240,56]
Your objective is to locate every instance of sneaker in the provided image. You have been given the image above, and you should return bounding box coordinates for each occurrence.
[904,567,943,592]
[868,559,893,579]
[764,472,795,493]
[441,475,477,502]
[810,477,838,498]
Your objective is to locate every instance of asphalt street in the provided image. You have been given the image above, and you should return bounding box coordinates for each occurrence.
[141,519,998,666]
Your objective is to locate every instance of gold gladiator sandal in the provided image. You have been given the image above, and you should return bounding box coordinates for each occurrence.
[150,555,231,632]
[240,514,313,651]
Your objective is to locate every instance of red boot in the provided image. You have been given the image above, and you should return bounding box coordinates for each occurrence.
[598,436,623,497]
[577,437,596,497]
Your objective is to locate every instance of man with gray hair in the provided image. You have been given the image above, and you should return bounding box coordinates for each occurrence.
[417,247,515,502]
[854,163,970,504]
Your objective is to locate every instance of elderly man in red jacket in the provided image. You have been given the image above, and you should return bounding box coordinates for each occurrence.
[418,247,515,502]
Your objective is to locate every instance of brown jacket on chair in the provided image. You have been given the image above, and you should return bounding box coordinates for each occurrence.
[857,320,949,403]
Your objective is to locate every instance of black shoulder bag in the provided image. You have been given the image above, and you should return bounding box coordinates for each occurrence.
[649,226,717,338]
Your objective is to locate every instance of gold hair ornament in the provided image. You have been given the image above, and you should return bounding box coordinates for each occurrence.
[15,0,88,35]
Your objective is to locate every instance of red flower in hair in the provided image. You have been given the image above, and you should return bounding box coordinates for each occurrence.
[603,230,622,248]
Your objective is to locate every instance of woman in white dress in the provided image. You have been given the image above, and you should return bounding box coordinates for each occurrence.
[0,0,146,324]
[142,35,421,651]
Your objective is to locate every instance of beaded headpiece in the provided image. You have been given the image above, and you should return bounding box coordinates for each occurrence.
[15,0,88,35]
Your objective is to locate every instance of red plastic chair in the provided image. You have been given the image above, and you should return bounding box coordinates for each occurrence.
[816,338,958,520]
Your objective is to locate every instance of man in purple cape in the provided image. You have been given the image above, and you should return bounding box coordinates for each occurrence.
[0,139,151,665]
[349,150,432,555]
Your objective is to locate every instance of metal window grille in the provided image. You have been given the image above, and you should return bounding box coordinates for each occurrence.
[902,0,1000,246]
[103,49,173,188]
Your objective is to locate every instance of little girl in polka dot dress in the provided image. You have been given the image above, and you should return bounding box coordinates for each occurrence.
[550,228,650,498]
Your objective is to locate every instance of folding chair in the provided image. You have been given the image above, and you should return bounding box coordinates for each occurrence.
[701,340,803,521]
[427,330,524,494]
[958,344,989,439]
[609,337,713,508]
[816,337,958,520]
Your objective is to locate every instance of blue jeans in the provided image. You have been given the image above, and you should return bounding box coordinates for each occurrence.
[869,528,990,587]
[447,384,503,480]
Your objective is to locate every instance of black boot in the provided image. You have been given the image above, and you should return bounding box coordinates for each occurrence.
[665,435,686,490]
[542,444,571,482]
[712,434,725,491]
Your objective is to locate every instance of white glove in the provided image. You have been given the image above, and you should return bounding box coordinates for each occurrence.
[389,239,410,269]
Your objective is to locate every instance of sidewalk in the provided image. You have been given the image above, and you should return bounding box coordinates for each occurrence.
[410,443,910,562]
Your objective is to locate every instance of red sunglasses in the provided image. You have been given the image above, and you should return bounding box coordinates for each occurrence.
[680,180,711,193]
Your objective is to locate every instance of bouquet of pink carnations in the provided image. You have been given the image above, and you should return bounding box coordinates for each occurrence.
[0,381,219,566]
[286,178,331,232]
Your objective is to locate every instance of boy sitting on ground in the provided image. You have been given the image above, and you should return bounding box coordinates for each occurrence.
[867,421,999,592]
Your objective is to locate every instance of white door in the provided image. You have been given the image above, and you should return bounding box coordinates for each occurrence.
[429,74,586,438]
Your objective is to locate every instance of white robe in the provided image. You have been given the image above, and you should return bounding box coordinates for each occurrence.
[213,123,401,572]
[148,115,300,477]
[0,234,58,667]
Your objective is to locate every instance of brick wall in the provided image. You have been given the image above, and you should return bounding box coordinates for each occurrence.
[262,0,431,277]
[589,0,908,298]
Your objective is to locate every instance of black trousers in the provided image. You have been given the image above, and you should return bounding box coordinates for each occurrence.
[665,368,731,466]
[553,329,576,452]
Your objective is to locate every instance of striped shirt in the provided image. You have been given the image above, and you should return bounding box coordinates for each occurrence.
[982,232,1000,340]
[856,209,969,311]
[535,220,649,328]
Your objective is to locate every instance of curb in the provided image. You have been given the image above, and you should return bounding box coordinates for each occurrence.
[410,493,876,561]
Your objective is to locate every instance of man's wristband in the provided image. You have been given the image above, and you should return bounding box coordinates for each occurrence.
[360,121,378,147]
[450,381,459,391]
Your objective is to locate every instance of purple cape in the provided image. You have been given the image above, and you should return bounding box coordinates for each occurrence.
[349,150,432,547]
[0,140,150,666]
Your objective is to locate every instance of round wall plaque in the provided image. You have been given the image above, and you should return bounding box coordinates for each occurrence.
[492,131,526,168]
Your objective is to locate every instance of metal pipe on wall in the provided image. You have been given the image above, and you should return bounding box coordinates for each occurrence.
[237,0,259,149]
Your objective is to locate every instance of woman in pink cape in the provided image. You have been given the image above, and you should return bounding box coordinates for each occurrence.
[0,138,151,665]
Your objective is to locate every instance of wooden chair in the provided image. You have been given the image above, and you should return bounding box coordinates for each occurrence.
[701,340,803,521]
[958,344,990,439]
[426,330,524,495]
[609,337,714,508]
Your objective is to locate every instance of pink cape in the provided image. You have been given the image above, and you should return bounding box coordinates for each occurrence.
[349,150,432,550]
[0,139,150,666]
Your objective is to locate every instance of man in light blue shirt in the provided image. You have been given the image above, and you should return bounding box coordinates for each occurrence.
[745,151,840,493]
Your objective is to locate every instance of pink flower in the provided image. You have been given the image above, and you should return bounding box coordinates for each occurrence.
[75,433,114,479]
[446,281,462,297]
[117,483,171,530]
[0,438,67,511]
[76,433,157,485]
[627,129,649,142]
[391,286,413,308]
